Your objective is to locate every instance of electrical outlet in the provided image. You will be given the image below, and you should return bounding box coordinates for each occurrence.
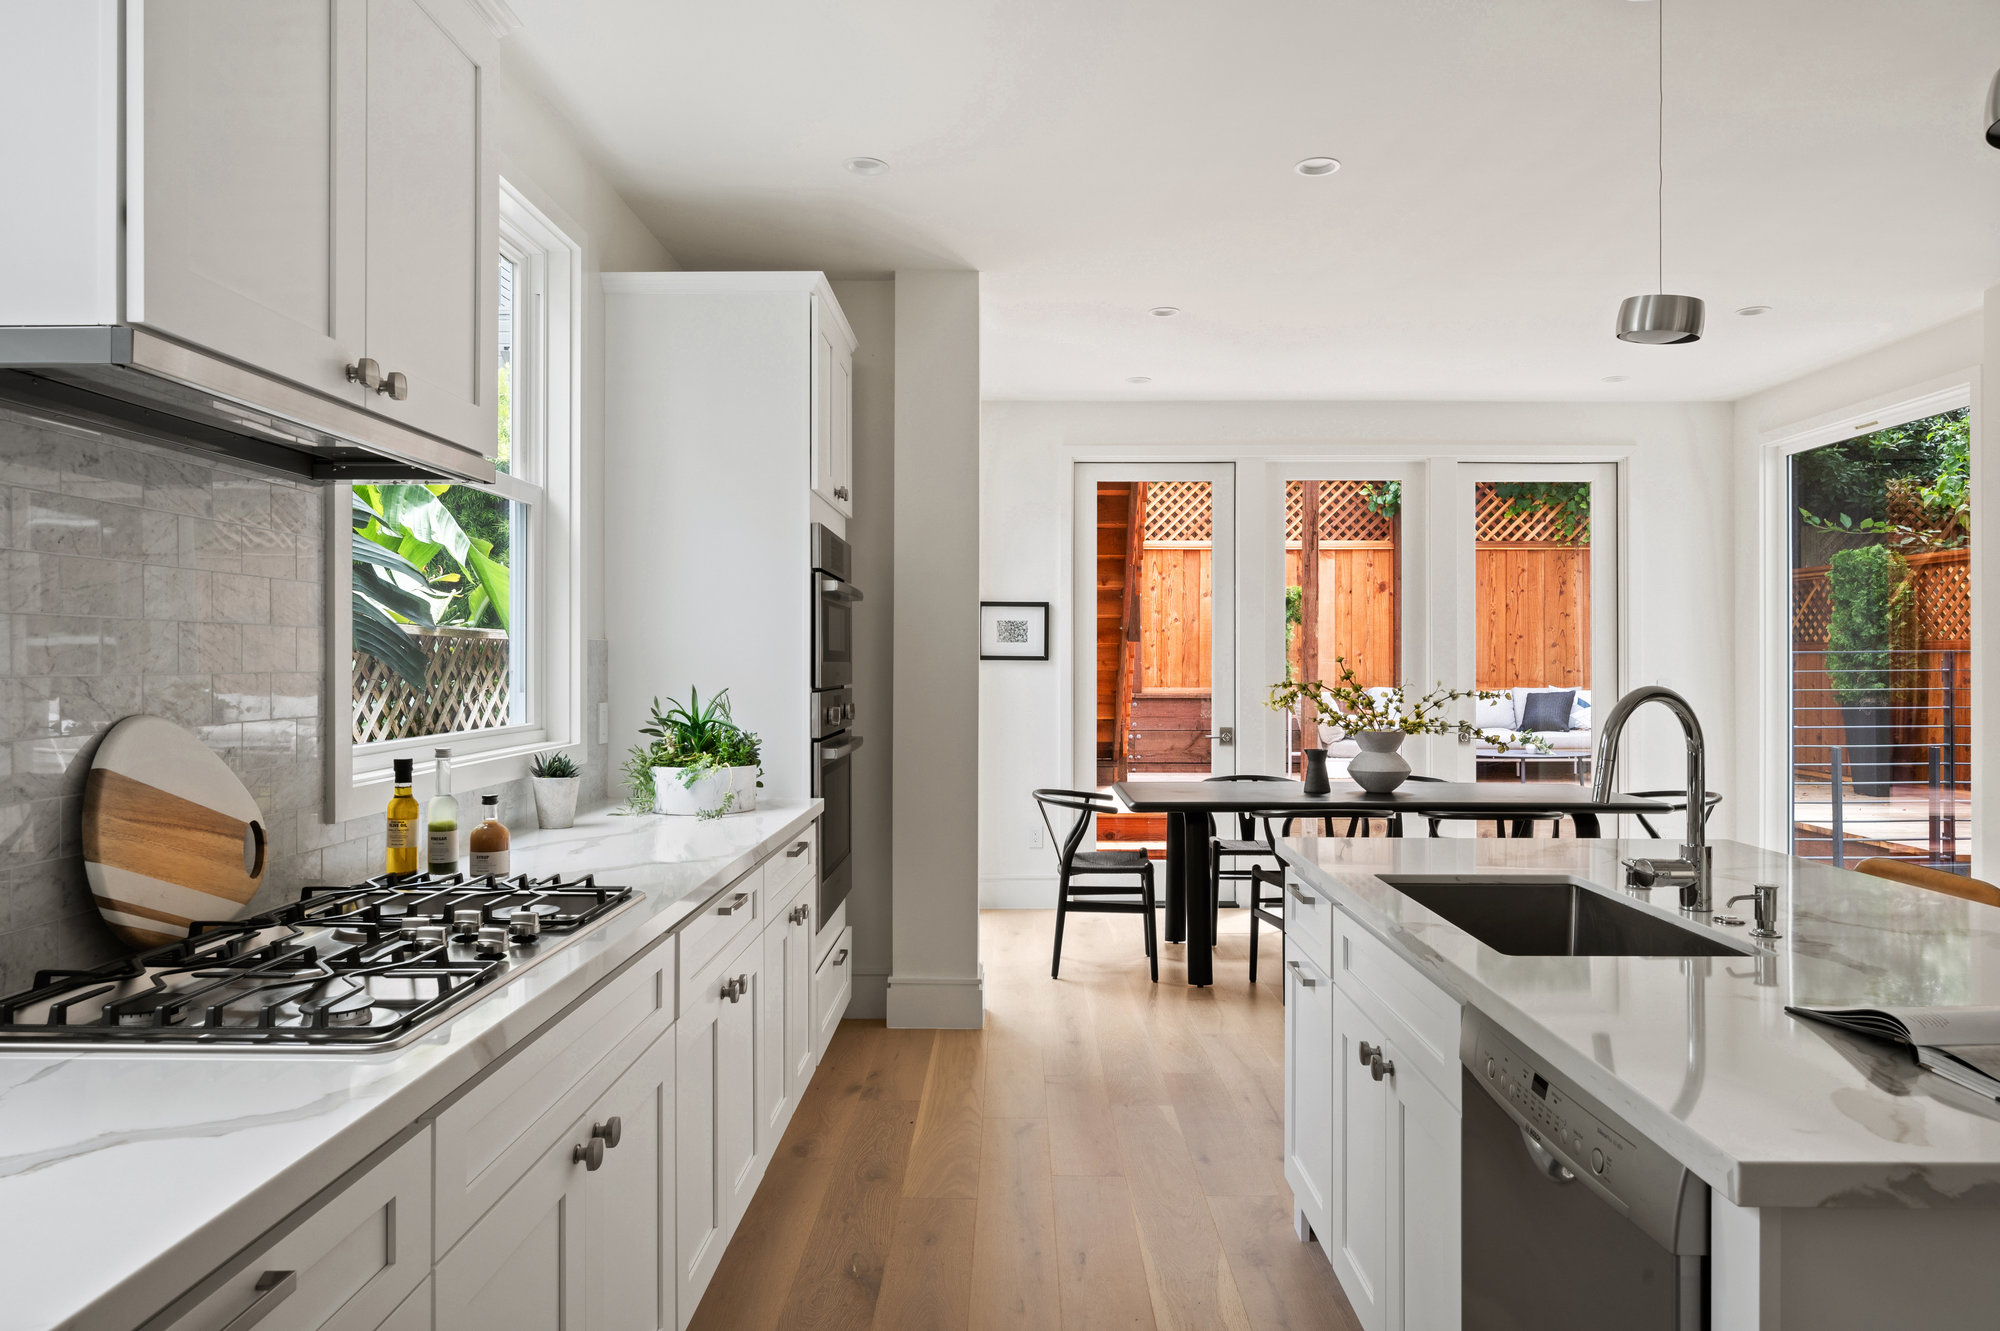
[1028,824,1043,849]
[597,702,609,745]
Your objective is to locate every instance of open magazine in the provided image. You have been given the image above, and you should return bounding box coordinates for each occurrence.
[1786,1004,2000,1100]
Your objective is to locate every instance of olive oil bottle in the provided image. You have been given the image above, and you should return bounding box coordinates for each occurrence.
[385,757,419,878]
[468,794,511,878]
[427,747,460,875]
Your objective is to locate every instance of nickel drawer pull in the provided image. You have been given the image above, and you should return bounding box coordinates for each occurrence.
[716,891,750,916]
[1285,959,1317,989]
[220,1271,297,1331]
[1288,885,1314,906]
[834,949,849,966]
[787,841,809,857]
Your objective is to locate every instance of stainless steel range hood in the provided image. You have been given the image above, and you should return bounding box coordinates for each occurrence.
[0,326,496,485]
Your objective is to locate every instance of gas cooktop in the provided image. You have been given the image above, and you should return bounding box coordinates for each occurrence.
[0,872,635,1050]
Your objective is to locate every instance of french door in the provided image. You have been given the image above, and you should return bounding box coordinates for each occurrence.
[1073,464,1237,790]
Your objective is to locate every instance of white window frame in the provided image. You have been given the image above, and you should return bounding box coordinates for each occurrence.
[325,180,585,821]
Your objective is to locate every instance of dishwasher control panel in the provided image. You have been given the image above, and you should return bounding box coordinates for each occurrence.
[1461,1008,1709,1256]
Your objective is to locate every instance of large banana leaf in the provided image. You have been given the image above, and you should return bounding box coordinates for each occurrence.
[352,592,431,687]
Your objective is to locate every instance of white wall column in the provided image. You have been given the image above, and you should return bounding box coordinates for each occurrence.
[1975,285,1999,876]
[889,270,983,1028]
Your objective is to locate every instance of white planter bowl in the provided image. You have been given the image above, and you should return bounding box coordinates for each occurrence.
[531,776,581,829]
[652,764,759,817]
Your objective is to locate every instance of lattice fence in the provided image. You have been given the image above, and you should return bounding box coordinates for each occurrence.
[353,627,511,743]
[1791,549,1969,647]
[1141,481,1213,543]
[1284,480,1394,544]
[1474,482,1590,545]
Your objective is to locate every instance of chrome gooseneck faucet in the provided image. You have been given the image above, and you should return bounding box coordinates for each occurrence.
[1590,685,1713,913]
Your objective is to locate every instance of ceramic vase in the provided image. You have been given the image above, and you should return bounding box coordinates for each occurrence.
[531,776,581,829]
[1348,731,1411,794]
[1300,747,1332,796]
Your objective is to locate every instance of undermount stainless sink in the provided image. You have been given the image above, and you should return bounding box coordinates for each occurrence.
[1378,874,1754,958]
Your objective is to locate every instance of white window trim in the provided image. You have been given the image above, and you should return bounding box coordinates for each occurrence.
[325,180,585,821]
[1756,378,1977,863]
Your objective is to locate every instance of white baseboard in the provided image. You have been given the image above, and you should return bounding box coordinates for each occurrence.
[849,970,888,1020]
[980,874,1055,909]
[886,967,985,1028]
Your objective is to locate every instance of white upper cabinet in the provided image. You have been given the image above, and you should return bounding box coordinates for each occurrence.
[810,298,856,516]
[359,0,497,447]
[1,0,498,457]
[130,0,368,400]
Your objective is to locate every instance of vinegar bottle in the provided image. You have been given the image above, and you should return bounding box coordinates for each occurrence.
[428,747,460,875]
[385,757,419,878]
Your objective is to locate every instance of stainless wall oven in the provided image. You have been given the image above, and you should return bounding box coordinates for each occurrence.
[813,523,858,690]
[811,684,859,922]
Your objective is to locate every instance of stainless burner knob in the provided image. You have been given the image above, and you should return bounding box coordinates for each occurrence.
[508,909,542,941]
[452,908,484,936]
[475,925,511,958]
[407,926,448,947]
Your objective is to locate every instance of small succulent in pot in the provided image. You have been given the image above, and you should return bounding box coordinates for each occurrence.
[529,749,582,829]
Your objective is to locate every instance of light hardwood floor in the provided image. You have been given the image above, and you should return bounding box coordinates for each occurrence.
[689,907,1363,1330]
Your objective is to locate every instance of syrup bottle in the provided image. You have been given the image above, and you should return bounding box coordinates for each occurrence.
[468,794,511,878]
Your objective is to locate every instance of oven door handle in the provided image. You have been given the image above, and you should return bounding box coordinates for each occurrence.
[820,579,864,603]
[820,735,865,761]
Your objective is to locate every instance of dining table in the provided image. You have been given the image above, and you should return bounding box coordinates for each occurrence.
[1110,778,1677,986]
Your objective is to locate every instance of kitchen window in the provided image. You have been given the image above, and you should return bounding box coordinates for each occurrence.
[327,182,584,819]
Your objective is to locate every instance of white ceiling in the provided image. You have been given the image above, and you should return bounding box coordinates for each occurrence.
[502,0,2000,401]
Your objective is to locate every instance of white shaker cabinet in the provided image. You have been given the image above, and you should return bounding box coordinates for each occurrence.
[675,929,766,1325]
[1332,987,1392,1331]
[811,310,855,516]
[1284,948,1337,1246]
[761,871,815,1143]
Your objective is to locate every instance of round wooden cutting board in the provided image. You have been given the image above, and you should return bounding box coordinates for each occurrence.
[81,715,268,948]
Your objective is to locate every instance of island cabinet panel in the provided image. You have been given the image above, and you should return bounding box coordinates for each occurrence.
[1388,1064,1460,1331]
[158,1129,432,1331]
[1332,987,1392,1331]
[1285,946,1337,1244]
[437,1031,675,1331]
[433,942,674,1257]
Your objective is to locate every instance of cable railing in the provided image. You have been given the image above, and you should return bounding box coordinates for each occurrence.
[1790,648,1968,873]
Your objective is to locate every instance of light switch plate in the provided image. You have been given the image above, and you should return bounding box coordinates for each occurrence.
[597,702,609,745]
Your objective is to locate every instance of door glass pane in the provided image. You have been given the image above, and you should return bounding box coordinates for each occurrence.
[1473,480,1592,788]
[1095,480,1214,789]
[1788,408,1970,872]
[1283,480,1402,778]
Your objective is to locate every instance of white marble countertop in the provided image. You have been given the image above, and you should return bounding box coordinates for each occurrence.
[0,800,820,1331]
[1277,835,2000,1210]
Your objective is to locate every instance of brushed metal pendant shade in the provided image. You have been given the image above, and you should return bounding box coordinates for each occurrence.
[1617,293,1705,345]
[1987,68,2000,148]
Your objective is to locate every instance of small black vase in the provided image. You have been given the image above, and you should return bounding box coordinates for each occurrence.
[1301,747,1332,796]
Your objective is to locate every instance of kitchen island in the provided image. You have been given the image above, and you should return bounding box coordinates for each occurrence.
[1276,833,2000,1331]
[0,801,835,1331]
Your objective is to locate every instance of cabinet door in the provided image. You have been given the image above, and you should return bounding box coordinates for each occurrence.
[435,1114,588,1331]
[362,0,497,449]
[1389,1063,1460,1331]
[372,1277,432,1331]
[589,1032,676,1331]
[1284,950,1336,1241]
[675,974,728,1320]
[1332,988,1390,1331]
[787,900,817,1090]
[829,342,853,515]
[810,315,837,506]
[718,939,766,1230]
[760,909,797,1142]
[132,0,367,398]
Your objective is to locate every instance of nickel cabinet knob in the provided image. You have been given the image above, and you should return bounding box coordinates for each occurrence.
[378,370,408,401]
[592,1116,622,1149]
[573,1137,604,1171]
[344,357,382,390]
[1358,1041,1382,1067]
[1369,1054,1395,1082]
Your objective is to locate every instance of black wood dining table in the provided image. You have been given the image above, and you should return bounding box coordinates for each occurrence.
[1110,779,1675,986]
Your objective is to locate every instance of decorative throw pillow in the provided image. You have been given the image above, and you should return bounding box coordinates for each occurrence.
[1518,689,1577,734]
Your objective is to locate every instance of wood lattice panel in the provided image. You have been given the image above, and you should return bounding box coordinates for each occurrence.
[1474,482,1589,546]
[1284,480,1394,544]
[1792,573,1832,645]
[1141,481,1212,543]
[352,627,511,743]
[1791,549,1968,647]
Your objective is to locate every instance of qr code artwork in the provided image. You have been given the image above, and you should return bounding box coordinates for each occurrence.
[996,619,1031,644]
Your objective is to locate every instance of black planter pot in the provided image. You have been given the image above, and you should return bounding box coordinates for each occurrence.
[1838,702,1896,797]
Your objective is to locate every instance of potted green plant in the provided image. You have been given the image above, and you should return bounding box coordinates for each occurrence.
[528,750,582,829]
[1826,544,1910,797]
[627,688,764,819]
[1269,659,1549,793]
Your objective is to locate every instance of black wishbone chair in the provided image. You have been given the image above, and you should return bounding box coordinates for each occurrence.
[1033,789,1159,983]
[1203,773,1291,947]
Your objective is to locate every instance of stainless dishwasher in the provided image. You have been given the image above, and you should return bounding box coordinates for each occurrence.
[1461,1009,1709,1330]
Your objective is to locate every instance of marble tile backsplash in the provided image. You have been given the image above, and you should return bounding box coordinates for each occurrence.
[0,406,609,993]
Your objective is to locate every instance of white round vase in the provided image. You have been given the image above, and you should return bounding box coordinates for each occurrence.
[1348,731,1411,794]
[652,765,760,816]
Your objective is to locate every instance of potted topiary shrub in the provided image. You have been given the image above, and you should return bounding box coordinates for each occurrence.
[627,688,763,819]
[529,750,582,829]
[1826,544,1910,797]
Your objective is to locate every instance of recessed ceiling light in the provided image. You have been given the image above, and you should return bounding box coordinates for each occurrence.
[1125,376,1153,384]
[1736,305,1771,317]
[1601,375,1628,383]
[1294,157,1341,176]
[843,157,890,176]
[1149,306,1181,318]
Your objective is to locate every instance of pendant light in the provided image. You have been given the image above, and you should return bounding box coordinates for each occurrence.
[1616,0,1705,344]
[1986,68,2000,148]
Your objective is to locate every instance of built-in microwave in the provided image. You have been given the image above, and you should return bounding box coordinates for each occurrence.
[812,523,859,690]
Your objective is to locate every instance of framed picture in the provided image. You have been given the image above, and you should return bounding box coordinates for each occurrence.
[980,601,1050,660]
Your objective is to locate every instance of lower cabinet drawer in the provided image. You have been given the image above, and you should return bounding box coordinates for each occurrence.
[679,867,763,1008]
[157,1130,432,1331]
[812,926,853,1061]
[1284,874,1335,972]
[763,829,815,911]
[433,942,675,1258]
[1336,918,1460,1101]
